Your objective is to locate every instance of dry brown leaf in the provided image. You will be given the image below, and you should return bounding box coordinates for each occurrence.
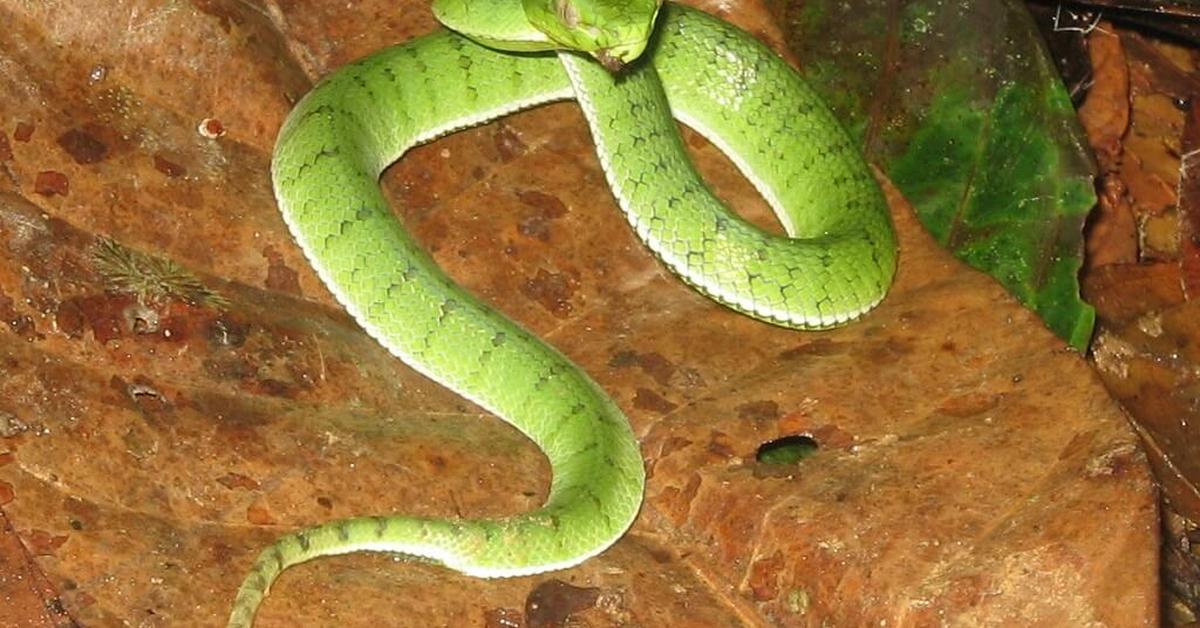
[0,508,74,627]
[1078,18,1200,624]
[1078,21,1138,269]
[1181,99,1200,300]
[1078,21,1130,170]
[0,1,1156,626]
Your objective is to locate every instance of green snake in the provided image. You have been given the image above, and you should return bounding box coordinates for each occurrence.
[229,0,895,624]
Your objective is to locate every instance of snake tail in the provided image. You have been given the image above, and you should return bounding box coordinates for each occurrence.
[230,4,894,625]
[228,28,644,628]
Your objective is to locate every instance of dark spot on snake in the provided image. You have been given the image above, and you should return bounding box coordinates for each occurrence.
[296,532,311,552]
[572,440,599,457]
[491,332,507,346]
[311,144,340,164]
[585,492,608,520]
[336,523,350,542]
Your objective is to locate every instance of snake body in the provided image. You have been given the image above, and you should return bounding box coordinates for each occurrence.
[229,3,894,625]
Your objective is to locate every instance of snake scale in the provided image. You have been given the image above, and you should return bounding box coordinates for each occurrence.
[228,1,895,624]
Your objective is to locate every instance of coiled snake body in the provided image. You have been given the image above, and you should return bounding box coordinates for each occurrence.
[229,1,895,624]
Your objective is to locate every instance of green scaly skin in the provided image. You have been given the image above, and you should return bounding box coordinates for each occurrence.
[228,4,895,625]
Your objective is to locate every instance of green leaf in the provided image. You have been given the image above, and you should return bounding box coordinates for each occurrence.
[784,0,1096,349]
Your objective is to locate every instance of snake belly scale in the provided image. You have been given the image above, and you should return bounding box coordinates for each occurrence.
[229,3,895,624]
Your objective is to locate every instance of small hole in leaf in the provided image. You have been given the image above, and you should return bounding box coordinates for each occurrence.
[756,435,819,465]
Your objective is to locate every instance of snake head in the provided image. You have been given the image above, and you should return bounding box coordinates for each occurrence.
[524,0,663,72]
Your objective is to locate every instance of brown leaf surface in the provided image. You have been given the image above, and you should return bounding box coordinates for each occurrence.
[1074,16,1200,625]
[0,1,1155,626]
[1080,21,1138,270]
